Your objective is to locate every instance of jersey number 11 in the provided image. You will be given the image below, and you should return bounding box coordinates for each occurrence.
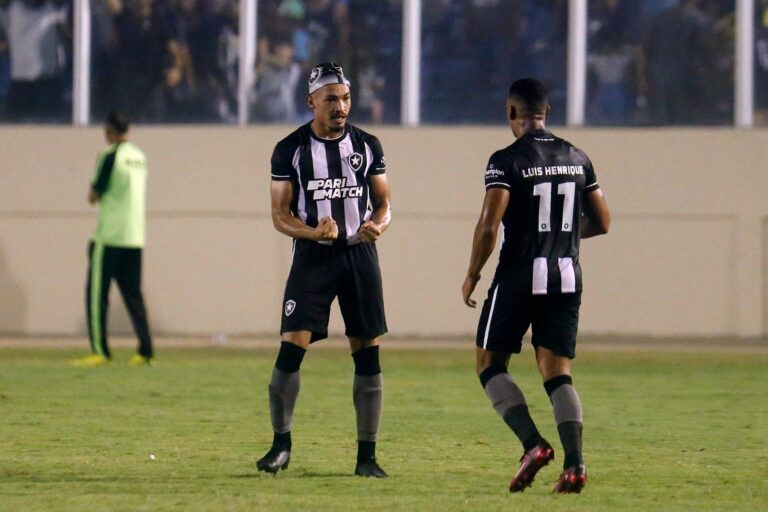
[533,182,575,232]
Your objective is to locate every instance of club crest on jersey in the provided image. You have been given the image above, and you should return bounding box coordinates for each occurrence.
[309,67,322,85]
[285,300,296,317]
[347,152,364,171]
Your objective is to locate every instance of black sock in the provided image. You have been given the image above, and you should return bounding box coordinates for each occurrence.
[357,440,376,462]
[273,431,291,450]
[275,341,306,373]
[557,421,583,468]
[503,404,543,452]
[352,345,381,376]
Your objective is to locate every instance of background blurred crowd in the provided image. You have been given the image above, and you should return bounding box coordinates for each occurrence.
[587,0,740,125]
[0,0,72,122]
[253,0,401,124]
[0,0,766,125]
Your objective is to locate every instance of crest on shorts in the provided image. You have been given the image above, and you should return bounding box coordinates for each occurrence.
[309,67,322,86]
[347,152,364,171]
[285,300,296,317]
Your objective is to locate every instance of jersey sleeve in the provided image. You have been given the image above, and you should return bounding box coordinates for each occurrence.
[484,151,511,190]
[367,136,386,176]
[270,142,297,182]
[583,155,599,192]
[91,148,117,194]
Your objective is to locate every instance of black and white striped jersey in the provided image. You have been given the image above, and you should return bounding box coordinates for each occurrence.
[484,128,599,295]
[270,122,387,245]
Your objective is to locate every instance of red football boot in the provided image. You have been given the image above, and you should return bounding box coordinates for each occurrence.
[508,440,555,492]
[553,464,588,494]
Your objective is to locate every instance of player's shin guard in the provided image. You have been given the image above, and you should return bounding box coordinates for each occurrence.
[480,365,542,450]
[352,346,383,461]
[268,341,306,444]
[544,375,583,468]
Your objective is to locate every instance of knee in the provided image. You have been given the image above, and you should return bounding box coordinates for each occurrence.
[476,349,507,378]
[535,349,571,381]
[476,360,492,378]
[349,336,378,353]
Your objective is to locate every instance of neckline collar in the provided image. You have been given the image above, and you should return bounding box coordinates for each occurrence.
[309,123,348,143]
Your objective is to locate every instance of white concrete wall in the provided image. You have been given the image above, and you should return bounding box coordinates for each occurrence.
[2,126,767,338]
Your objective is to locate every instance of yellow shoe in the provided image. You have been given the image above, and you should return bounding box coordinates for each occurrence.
[128,354,154,366]
[71,354,110,367]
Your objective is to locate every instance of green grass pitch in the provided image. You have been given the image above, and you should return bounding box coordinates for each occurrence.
[0,344,766,511]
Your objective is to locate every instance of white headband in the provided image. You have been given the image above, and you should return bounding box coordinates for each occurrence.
[308,63,351,94]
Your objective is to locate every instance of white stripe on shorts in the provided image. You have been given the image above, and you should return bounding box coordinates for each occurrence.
[482,283,500,349]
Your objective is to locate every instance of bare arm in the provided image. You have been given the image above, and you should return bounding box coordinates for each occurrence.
[581,188,611,239]
[462,188,509,307]
[271,181,338,241]
[358,174,391,243]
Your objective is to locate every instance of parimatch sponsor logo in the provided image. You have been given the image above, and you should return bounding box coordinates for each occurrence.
[307,177,363,200]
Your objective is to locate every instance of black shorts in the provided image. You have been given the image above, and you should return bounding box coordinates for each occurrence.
[280,239,387,342]
[476,281,581,358]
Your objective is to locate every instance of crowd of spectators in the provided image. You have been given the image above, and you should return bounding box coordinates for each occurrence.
[419,0,738,126]
[90,0,240,123]
[0,0,401,124]
[587,0,737,125]
[0,0,241,123]
[253,0,401,124]
[419,0,750,126]
[0,0,764,126]
[0,0,72,123]
[421,0,569,124]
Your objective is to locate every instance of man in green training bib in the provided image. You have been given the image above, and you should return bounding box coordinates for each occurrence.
[73,111,154,367]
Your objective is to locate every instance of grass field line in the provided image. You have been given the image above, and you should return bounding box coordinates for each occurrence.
[1,335,767,353]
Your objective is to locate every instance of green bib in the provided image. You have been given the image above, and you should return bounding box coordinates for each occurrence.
[92,142,147,247]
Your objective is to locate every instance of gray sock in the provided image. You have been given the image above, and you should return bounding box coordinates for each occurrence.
[484,372,541,450]
[353,374,383,442]
[549,383,583,467]
[484,373,527,417]
[550,383,582,424]
[269,367,300,434]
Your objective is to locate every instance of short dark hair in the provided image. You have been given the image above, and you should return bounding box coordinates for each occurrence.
[508,79,549,111]
[106,111,130,134]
